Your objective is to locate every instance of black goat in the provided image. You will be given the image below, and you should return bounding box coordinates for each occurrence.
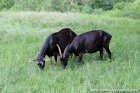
[57,30,112,68]
[33,28,77,69]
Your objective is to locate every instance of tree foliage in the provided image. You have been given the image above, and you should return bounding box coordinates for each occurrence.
[0,0,136,12]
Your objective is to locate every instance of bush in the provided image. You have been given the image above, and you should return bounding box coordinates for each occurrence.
[81,5,93,13]
[92,8,104,15]
[113,2,126,10]
[121,0,140,19]
[0,0,15,10]
[11,0,47,11]
[0,0,137,12]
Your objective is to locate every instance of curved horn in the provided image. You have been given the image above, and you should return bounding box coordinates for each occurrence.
[63,45,69,57]
[56,44,62,57]
[28,59,36,63]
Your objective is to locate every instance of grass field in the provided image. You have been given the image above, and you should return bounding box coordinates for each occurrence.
[0,12,140,93]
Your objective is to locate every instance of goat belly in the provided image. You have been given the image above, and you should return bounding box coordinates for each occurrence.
[84,48,99,53]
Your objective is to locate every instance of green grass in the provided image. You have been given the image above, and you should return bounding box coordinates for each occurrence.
[0,12,140,93]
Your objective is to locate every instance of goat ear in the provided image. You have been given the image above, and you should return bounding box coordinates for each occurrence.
[56,44,62,57]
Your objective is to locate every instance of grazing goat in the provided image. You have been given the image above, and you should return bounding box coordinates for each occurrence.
[57,30,112,68]
[33,28,77,69]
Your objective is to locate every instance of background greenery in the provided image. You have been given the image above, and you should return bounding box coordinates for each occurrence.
[0,0,136,12]
[0,0,140,93]
[0,0,140,19]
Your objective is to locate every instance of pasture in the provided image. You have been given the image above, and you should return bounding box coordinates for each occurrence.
[0,12,140,93]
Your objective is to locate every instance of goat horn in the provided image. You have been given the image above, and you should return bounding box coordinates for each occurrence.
[56,44,62,57]
[63,45,69,57]
[28,59,36,63]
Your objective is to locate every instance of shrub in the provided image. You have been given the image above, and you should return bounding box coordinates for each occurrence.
[81,5,93,13]
[0,0,137,12]
[121,0,140,19]
[113,2,126,10]
[0,0,15,10]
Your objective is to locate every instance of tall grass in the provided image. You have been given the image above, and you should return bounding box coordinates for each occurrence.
[0,12,140,93]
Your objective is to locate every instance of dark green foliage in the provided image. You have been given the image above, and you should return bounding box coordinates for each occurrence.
[0,0,15,10]
[0,0,136,12]
[89,0,135,10]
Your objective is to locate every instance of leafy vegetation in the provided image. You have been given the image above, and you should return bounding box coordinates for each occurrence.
[0,0,135,12]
